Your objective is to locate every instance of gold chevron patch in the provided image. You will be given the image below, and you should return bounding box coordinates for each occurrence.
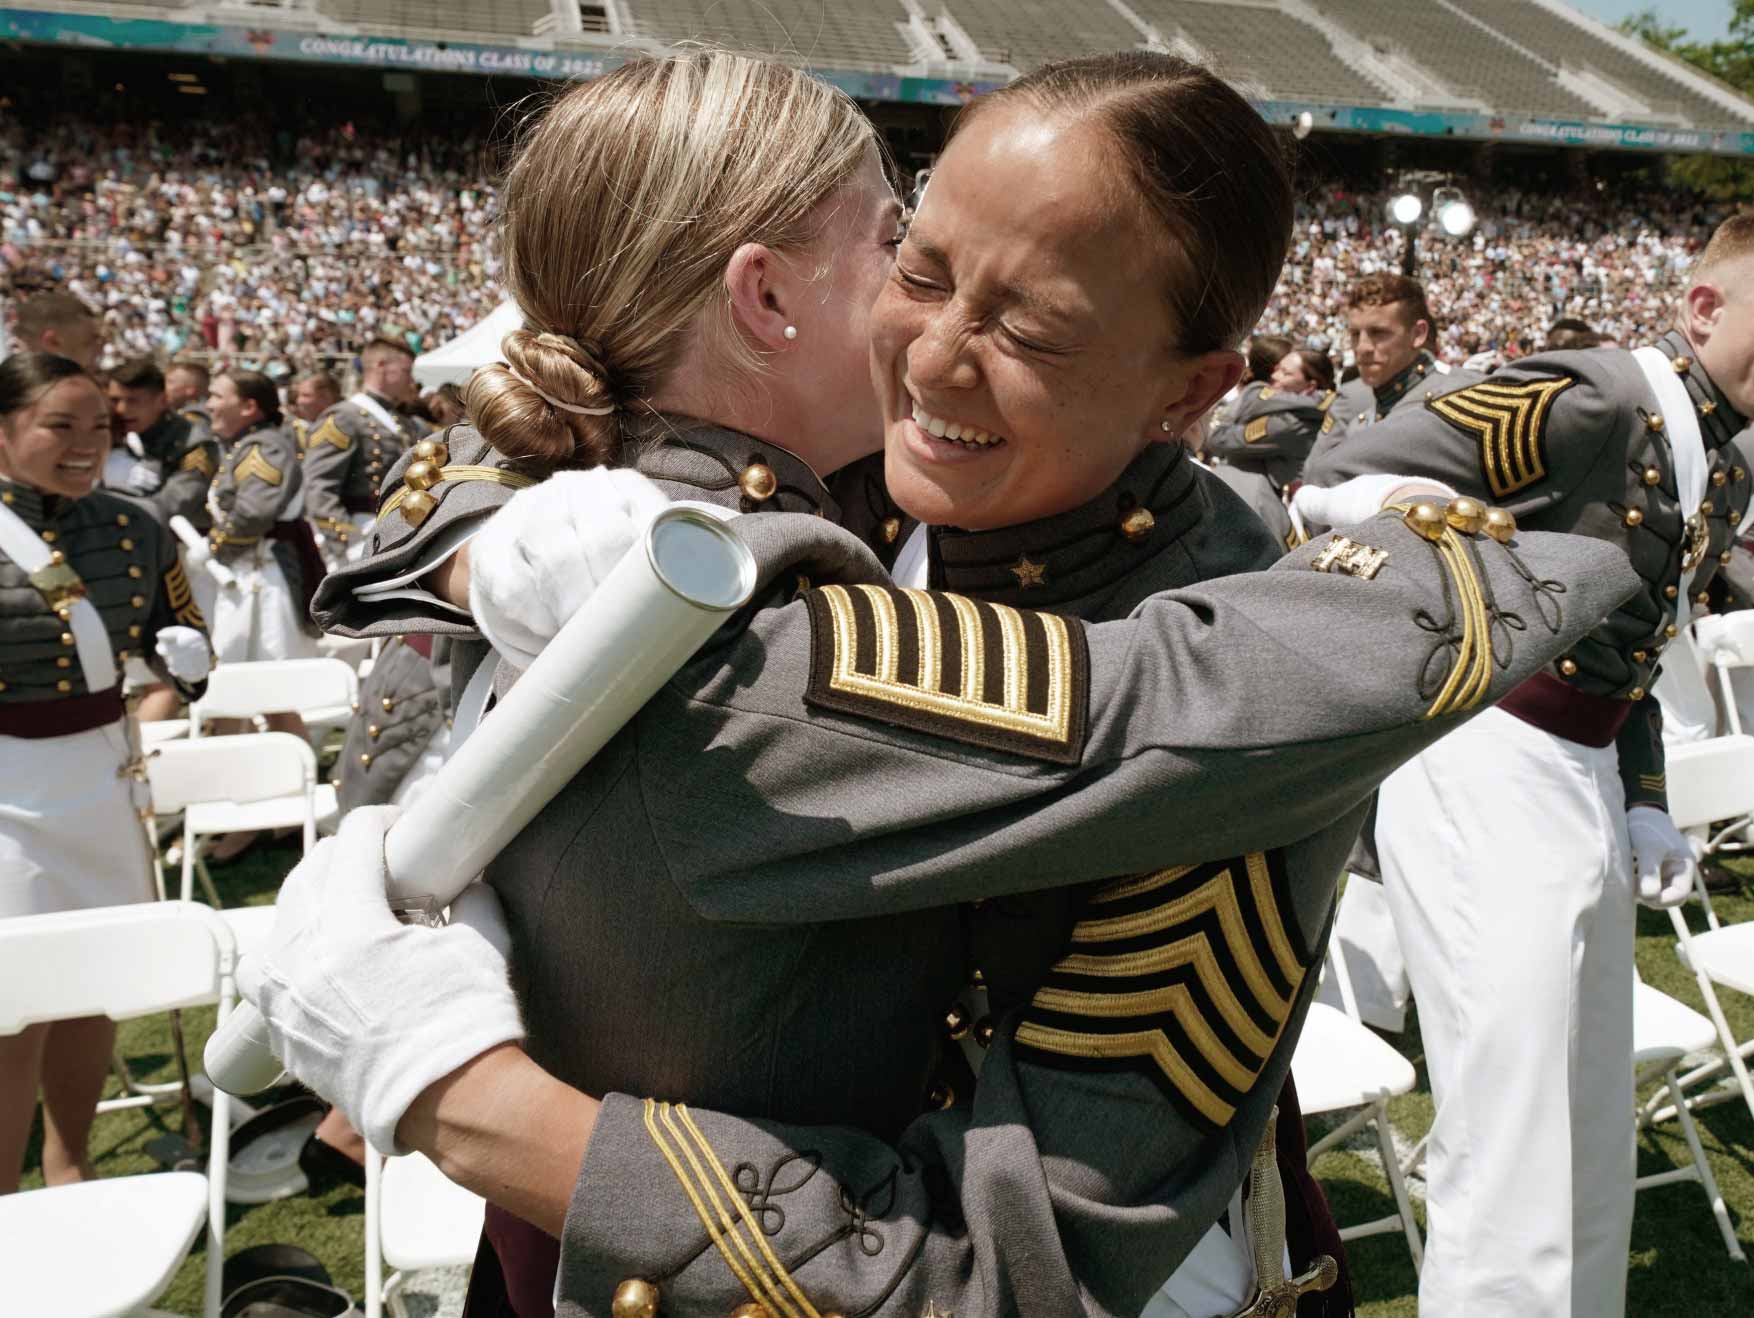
[1014,852,1309,1129]
[163,561,206,629]
[1244,417,1270,444]
[311,417,352,452]
[641,1100,826,1318]
[1426,377,1576,499]
[234,444,283,488]
[803,584,1089,764]
[179,446,215,479]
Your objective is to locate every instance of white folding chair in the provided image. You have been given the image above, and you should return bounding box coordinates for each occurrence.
[146,733,326,905]
[1698,612,1754,739]
[1654,736,1754,1129]
[1292,940,1424,1269]
[191,656,360,741]
[1632,980,1745,1261]
[318,633,375,673]
[364,1148,487,1318]
[0,902,237,1318]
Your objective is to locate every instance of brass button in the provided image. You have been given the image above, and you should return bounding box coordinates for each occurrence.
[351,700,362,715]
[1665,624,1679,638]
[1701,500,1715,516]
[973,1016,996,1048]
[1722,551,1734,566]
[1445,496,1486,534]
[1,492,12,505]
[1665,585,1679,599]
[1404,502,1446,542]
[359,753,373,768]
[1673,355,1694,373]
[130,595,145,609]
[1735,467,1747,483]
[48,550,64,566]
[116,513,129,526]
[400,490,437,527]
[120,537,135,550]
[1713,470,1728,487]
[927,1083,955,1110]
[0,680,7,692]
[611,1279,660,1318]
[1623,508,1644,528]
[730,1305,770,1318]
[55,656,70,669]
[1119,506,1156,542]
[738,462,778,502]
[1703,401,1719,416]
[404,459,441,492]
[368,724,381,740]
[40,529,55,543]
[1630,687,1646,701]
[412,437,450,465]
[1483,506,1517,544]
[1642,466,1661,486]
[128,624,142,639]
[1698,590,1713,605]
[381,697,395,713]
[1559,658,1578,677]
[881,516,901,544]
[969,966,985,987]
[944,1003,970,1040]
[116,649,132,662]
[56,679,71,693]
[1646,413,1665,432]
[127,566,143,579]
[60,632,73,647]
[1633,650,1648,663]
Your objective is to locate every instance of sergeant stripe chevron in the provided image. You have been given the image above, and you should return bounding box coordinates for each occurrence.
[1425,377,1576,498]
[1014,852,1311,1129]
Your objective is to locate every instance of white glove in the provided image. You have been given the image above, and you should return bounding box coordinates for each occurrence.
[1291,473,1458,532]
[1627,804,1698,908]
[236,806,526,1154]
[125,460,163,495]
[154,625,211,684]
[467,468,670,669]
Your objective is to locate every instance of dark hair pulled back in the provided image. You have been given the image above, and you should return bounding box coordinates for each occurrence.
[0,352,94,417]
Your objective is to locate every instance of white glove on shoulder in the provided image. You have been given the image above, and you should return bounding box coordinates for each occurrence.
[467,468,671,669]
[1627,804,1697,908]
[235,805,526,1154]
[1291,473,1459,532]
[154,625,211,684]
[125,460,164,495]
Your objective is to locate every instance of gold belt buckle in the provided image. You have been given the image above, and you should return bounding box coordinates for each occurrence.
[1682,513,1711,573]
[28,555,87,615]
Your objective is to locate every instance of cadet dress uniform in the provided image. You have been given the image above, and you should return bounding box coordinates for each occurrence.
[207,420,322,663]
[103,409,221,534]
[1303,331,1749,1317]
[1204,382,1338,550]
[0,477,207,917]
[334,635,456,813]
[326,415,1634,1317]
[303,392,431,565]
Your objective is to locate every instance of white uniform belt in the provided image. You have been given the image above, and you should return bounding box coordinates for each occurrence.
[0,500,118,693]
[349,391,404,436]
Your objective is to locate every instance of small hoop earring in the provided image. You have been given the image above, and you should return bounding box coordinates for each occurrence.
[1160,419,1172,432]
[783,325,798,341]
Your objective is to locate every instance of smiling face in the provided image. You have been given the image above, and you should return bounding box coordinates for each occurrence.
[1269,351,1318,395]
[871,105,1237,531]
[207,375,260,441]
[0,376,112,498]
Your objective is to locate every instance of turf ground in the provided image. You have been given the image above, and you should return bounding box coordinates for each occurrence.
[16,839,1754,1315]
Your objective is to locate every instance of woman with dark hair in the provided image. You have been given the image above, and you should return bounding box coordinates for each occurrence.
[1273,347,1338,396]
[0,353,211,1193]
[250,53,1630,1318]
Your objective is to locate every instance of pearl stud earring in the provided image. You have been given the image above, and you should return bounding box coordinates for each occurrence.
[783,325,798,341]
[1160,419,1173,432]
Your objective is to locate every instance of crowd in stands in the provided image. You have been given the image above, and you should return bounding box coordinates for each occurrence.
[0,109,1735,376]
[0,109,502,374]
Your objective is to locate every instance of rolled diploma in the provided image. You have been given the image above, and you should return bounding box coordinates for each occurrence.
[204,505,758,1095]
[169,515,238,588]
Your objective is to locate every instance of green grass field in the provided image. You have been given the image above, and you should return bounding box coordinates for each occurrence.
[16,839,1754,1315]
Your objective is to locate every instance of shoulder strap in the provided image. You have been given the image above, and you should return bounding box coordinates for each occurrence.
[0,500,118,692]
[1632,346,1709,606]
[349,391,404,435]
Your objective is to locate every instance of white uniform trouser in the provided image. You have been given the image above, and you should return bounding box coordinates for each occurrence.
[1654,624,1718,745]
[1376,706,1635,1318]
[210,544,319,665]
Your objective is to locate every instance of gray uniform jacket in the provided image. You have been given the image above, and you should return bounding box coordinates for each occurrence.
[134,411,221,533]
[335,636,453,811]
[209,421,317,631]
[302,393,430,547]
[1205,381,1333,491]
[1209,461,1296,551]
[480,502,1633,1314]
[1305,331,1751,811]
[0,478,208,706]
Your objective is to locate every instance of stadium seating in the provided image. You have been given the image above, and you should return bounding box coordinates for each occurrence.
[1312,0,1598,118]
[321,0,553,38]
[620,0,917,71]
[1137,1,1386,105]
[939,0,1145,73]
[1449,0,1750,128]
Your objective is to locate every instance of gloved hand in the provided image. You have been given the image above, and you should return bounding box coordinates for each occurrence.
[154,625,211,684]
[125,460,163,495]
[1291,473,1459,532]
[1627,804,1698,908]
[468,468,670,669]
[236,806,525,1154]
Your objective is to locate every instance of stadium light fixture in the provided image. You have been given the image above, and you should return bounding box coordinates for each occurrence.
[1389,192,1423,226]
[1434,187,1476,238]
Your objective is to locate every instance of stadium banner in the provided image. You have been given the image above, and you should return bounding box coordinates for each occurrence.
[6,7,1753,155]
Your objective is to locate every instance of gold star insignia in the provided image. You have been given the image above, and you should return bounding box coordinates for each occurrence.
[1009,555,1046,588]
[922,1305,954,1318]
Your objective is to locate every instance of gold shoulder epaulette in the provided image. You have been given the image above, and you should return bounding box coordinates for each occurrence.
[376,436,537,529]
[802,584,1089,764]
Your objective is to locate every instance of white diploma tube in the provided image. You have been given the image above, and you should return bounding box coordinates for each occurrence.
[204,506,758,1095]
[168,515,237,589]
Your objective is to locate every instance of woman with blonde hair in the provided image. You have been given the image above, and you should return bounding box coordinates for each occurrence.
[281,51,1631,1318]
